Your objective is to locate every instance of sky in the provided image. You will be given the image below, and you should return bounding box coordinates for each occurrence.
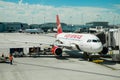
[0,0,120,25]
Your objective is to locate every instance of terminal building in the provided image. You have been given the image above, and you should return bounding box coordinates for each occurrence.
[0,22,29,32]
[0,21,110,33]
[86,22,109,28]
[28,23,86,32]
[0,22,88,32]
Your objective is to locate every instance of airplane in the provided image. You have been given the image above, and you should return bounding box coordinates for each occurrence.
[13,15,107,60]
[50,15,105,60]
[21,28,44,34]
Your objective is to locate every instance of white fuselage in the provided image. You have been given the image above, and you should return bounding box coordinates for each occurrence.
[56,33,103,53]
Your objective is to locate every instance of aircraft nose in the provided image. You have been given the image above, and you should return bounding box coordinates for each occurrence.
[92,43,103,52]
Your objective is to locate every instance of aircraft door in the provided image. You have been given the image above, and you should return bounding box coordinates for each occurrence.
[86,39,92,51]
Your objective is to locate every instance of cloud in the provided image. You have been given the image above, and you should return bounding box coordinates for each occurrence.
[114,4,120,9]
[18,0,23,5]
[0,1,120,25]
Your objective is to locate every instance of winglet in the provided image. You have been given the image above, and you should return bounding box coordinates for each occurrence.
[56,15,63,34]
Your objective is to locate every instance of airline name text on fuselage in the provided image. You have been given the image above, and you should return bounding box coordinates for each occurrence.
[64,34,83,39]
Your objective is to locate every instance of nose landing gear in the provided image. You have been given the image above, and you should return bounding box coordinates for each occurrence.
[83,52,102,62]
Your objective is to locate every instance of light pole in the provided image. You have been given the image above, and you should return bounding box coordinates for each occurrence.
[81,13,84,25]
[32,16,33,24]
[96,15,100,21]
[44,16,46,24]
[69,16,72,31]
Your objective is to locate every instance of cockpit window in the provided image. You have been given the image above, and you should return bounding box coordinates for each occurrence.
[97,39,101,42]
[92,40,97,42]
[87,39,91,42]
[87,39,100,43]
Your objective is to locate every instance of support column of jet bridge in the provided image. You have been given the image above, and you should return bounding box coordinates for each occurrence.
[112,28,120,62]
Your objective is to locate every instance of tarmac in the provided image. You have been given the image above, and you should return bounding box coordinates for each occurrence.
[0,33,120,80]
[0,57,120,80]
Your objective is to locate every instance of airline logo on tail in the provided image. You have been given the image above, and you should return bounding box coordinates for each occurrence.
[56,15,63,34]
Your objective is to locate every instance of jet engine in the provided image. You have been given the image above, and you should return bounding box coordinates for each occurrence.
[51,46,63,56]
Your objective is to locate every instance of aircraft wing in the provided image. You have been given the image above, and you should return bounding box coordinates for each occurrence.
[54,42,78,49]
[7,39,77,50]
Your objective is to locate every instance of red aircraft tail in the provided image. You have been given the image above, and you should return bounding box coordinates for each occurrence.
[56,15,63,34]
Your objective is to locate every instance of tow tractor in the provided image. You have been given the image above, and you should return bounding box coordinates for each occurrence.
[83,53,104,63]
[89,55,104,63]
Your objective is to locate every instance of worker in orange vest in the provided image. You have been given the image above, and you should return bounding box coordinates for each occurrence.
[9,54,13,65]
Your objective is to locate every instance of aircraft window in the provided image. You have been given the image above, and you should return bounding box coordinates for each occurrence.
[87,39,100,43]
[87,39,91,42]
[92,40,97,42]
[97,39,101,42]
[92,39,101,42]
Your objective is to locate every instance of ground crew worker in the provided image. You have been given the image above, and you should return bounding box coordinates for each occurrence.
[9,54,13,65]
[2,53,4,57]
